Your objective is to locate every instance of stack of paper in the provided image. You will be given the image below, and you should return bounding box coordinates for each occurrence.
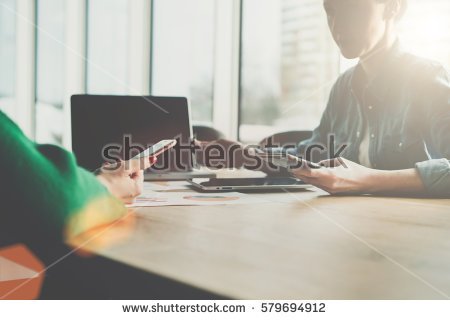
[127,182,270,207]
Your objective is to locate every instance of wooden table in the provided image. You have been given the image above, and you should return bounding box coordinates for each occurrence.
[94,180,450,299]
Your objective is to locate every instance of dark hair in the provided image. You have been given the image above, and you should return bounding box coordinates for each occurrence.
[378,0,408,21]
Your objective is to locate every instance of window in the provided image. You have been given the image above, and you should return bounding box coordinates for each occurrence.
[87,0,129,94]
[0,0,16,119]
[35,0,65,144]
[239,0,340,143]
[2,0,449,145]
[399,0,450,69]
[151,0,216,124]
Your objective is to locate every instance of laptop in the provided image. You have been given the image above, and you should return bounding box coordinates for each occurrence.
[71,95,216,180]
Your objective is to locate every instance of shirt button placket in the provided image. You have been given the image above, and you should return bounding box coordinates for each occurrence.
[367,104,376,168]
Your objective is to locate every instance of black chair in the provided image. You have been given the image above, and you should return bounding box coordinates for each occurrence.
[193,125,225,142]
[259,130,312,150]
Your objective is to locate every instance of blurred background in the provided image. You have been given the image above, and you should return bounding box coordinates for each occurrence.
[0,0,449,147]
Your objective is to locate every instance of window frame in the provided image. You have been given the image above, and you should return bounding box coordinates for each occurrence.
[15,0,37,139]
[149,0,222,127]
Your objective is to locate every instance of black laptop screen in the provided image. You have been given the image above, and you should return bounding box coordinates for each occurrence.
[71,95,193,172]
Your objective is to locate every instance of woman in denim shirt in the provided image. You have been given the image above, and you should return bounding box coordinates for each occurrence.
[201,0,450,197]
[287,0,450,197]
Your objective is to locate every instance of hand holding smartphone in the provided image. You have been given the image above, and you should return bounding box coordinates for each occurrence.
[255,149,322,170]
[132,139,177,160]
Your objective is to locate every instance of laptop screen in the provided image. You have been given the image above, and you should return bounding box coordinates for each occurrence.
[71,95,194,172]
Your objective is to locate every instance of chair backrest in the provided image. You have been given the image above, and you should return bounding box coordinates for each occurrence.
[259,130,312,150]
[193,125,225,142]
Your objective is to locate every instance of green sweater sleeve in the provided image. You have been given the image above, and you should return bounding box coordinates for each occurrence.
[0,111,126,251]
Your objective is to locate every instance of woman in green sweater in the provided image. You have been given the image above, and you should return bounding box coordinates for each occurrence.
[0,110,156,265]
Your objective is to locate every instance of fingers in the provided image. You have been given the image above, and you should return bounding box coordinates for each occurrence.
[128,157,151,172]
[123,192,141,204]
[286,155,319,170]
[293,174,329,192]
[130,168,142,179]
[194,139,207,147]
[289,157,319,178]
[318,157,346,168]
[121,179,144,204]
[104,156,158,175]
[295,174,335,194]
[149,156,158,165]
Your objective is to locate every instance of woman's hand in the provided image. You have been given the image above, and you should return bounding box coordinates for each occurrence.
[96,156,157,204]
[290,157,379,195]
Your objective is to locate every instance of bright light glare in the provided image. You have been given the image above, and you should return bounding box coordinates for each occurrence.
[399,0,450,68]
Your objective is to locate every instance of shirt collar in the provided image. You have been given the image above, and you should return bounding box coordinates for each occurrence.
[351,40,404,103]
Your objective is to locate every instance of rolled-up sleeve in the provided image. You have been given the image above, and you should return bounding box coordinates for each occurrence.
[415,159,450,197]
[415,66,450,197]
[0,111,126,257]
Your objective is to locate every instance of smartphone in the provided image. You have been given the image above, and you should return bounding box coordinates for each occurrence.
[255,149,322,169]
[132,139,177,160]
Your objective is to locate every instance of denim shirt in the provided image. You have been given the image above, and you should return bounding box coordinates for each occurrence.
[295,45,450,197]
